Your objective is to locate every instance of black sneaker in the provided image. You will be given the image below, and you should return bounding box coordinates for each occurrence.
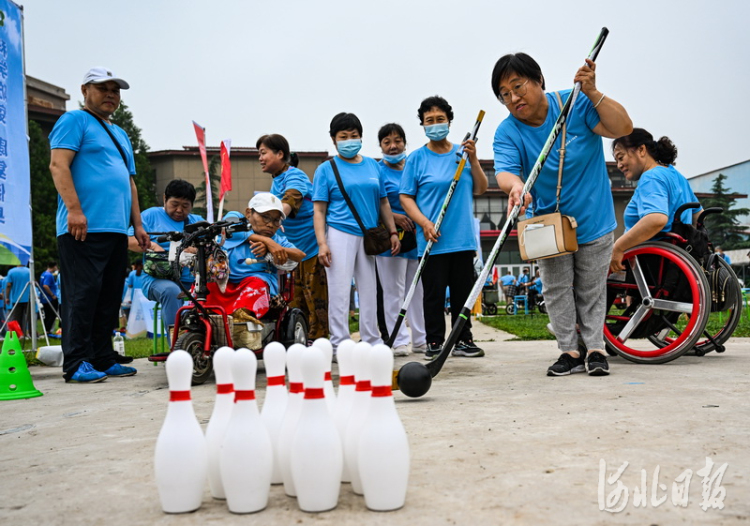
[113,353,134,364]
[452,340,485,358]
[424,343,442,361]
[586,351,610,376]
[547,352,586,376]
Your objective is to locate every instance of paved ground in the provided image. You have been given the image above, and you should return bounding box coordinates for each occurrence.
[1,320,748,526]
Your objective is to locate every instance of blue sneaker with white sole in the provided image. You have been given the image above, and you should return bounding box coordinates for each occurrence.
[102,363,137,377]
[66,361,108,383]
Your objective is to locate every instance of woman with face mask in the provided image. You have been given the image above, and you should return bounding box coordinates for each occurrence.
[312,112,400,352]
[374,123,427,357]
[400,96,488,361]
[610,129,700,273]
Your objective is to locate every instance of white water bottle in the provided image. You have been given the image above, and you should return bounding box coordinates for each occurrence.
[113,331,125,356]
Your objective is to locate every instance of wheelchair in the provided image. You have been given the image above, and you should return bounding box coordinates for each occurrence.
[147,217,308,384]
[603,203,743,364]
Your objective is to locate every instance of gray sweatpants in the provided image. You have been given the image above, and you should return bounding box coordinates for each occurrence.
[538,232,614,353]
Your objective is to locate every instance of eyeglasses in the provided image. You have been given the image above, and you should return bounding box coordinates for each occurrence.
[255,211,282,226]
[497,79,529,105]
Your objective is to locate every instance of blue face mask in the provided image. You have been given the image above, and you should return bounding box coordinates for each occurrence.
[424,123,449,141]
[382,152,406,164]
[336,138,362,159]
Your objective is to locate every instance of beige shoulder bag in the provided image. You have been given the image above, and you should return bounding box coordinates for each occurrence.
[517,91,579,261]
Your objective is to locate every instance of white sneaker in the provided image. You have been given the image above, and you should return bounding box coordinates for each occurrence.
[392,345,410,357]
[411,343,428,354]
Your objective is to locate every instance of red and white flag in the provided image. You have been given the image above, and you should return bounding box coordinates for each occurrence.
[192,121,214,222]
[220,139,232,200]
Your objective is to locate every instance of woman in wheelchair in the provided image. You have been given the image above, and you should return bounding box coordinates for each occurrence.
[205,193,305,319]
[604,129,742,363]
[610,129,700,272]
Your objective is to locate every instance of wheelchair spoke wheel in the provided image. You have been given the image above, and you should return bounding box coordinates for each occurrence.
[650,256,744,354]
[604,241,711,364]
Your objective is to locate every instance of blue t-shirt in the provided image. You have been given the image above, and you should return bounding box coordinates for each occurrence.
[500,274,515,287]
[400,144,479,256]
[623,165,700,234]
[222,211,296,295]
[378,160,417,260]
[5,266,31,303]
[129,207,204,297]
[270,166,318,261]
[49,110,136,236]
[39,270,58,304]
[312,156,387,237]
[122,269,144,302]
[493,89,615,244]
[518,273,530,286]
[531,277,543,294]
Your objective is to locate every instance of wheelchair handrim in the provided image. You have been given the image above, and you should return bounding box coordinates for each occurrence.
[604,244,703,358]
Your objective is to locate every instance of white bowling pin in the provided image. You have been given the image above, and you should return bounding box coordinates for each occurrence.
[358,344,410,511]
[205,347,235,499]
[313,337,336,415]
[220,349,273,513]
[344,341,372,495]
[277,343,307,497]
[332,339,356,483]
[291,347,343,512]
[260,341,288,485]
[154,350,208,513]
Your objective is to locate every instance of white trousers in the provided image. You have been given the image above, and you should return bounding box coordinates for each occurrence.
[376,256,426,348]
[325,227,382,350]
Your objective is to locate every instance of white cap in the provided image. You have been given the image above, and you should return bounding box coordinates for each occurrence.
[248,192,286,220]
[82,67,130,89]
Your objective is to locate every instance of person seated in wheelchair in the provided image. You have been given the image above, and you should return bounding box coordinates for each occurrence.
[205,193,305,319]
[609,128,700,274]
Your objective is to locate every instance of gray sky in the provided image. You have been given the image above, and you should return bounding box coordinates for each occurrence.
[23,0,750,181]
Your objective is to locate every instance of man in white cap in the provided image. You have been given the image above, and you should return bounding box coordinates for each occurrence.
[204,193,305,320]
[48,67,149,383]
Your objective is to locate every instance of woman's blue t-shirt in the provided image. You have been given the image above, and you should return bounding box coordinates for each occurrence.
[312,156,387,237]
[378,159,416,260]
[624,164,700,234]
[493,89,615,244]
[270,166,318,261]
[400,143,478,257]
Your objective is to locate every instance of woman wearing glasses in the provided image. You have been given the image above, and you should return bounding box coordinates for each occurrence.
[609,129,700,273]
[257,133,329,342]
[312,112,400,352]
[492,53,632,377]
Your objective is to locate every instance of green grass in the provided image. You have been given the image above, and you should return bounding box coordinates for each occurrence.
[479,311,554,340]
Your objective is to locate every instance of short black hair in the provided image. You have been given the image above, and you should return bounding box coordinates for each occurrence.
[329,112,363,138]
[256,134,291,163]
[491,53,545,98]
[417,96,454,124]
[164,179,197,204]
[378,123,406,144]
[48,261,57,268]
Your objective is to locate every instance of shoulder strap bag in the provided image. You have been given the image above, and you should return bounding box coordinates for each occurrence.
[517,92,579,261]
[329,158,392,256]
[83,108,130,168]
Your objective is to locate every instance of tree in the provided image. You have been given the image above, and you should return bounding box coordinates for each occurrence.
[110,100,156,210]
[193,155,221,220]
[29,120,58,271]
[701,173,750,249]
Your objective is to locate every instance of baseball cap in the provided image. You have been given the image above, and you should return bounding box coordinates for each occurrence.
[248,193,286,220]
[82,67,130,89]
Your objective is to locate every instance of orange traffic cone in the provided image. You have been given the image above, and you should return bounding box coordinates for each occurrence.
[0,331,43,400]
